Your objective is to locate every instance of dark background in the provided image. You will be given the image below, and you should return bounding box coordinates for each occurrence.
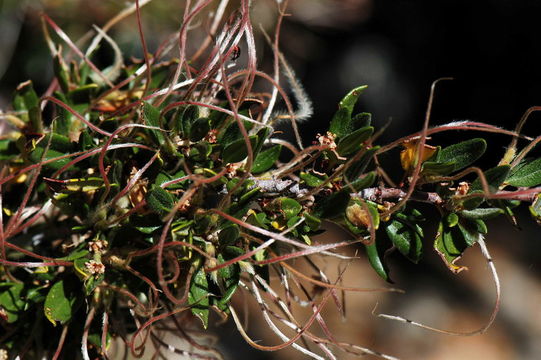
[2,1,541,359]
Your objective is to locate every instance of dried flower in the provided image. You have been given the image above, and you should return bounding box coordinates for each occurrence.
[85,260,105,276]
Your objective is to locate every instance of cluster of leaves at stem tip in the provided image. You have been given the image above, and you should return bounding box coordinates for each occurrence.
[2,3,541,360]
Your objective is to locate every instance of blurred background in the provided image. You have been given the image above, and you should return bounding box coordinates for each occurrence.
[2,0,541,359]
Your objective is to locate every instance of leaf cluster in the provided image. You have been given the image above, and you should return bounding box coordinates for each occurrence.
[1,3,541,360]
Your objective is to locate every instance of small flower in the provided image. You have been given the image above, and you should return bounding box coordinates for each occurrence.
[225,163,241,177]
[400,138,437,171]
[85,260,105,276]
[88,239,108,253]
[204,129,218,143]
[178,199,191,213]
[456,181,470,196]
[0,349,8,360]
[0,307,8,322]
[315,131,337,150]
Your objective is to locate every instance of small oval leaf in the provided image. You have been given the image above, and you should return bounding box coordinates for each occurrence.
[44,280,81,325]
[385,217,423,263]
[506,158,541,187]
[459,208,504,220]
[437,138,487,173]
[251,145,281,173]
[189,267,210,329]
[329,85,368,137]
[364,242,389,281]
[336,126,373,156]
[222,135,258,164]
[146,185,175,216]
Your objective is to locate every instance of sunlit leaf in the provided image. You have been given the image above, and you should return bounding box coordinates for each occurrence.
[0,283,26,323]
[189,267,210,329]
[336,126,373,156]
[459,208,504,220]
[434,218,483,273]
[300,171,327,187]
[251,145,281,173]
[44,279,81,325]
[329,85,368,137]
[436,138,487,173]
[14,80,42,133]
[364,241,389,281]
[279,197,303,220]
[506,158,541,187]
[385,212,423,263]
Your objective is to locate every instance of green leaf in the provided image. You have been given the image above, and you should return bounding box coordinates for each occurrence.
[472,165,510,191]
[29,148,71,170]
[506,158,541,187]
[155,170,187,189]
[219,224,240,245]
[279,198,302,220]
[0,283,26,323]
[222,135,258,164]
[239,187,261,205]
[459,208,504,220]
[0,139,18,160]
[464,165,511,209]
[14,80,42,133]
[173,104,198,137]
[67,83,98,104]
[329,85,368,137]
[385,214,423,263]
[444,213,459,227]
[130,213,163,234]
[436,138,487,173]
[146,185,175,216]
[364,241,389,281]
[219,114,253,145]
[421,161,456,177]
[44,280,81,325]
[53,54,71,93]
[189,267,210,329]
[303,212,321,231]
[246,211,269,229]
[529,194,541,225]
[189,142,212,162]
[43,133,73,153]
[336,126,373,156]
[251,145,281,173]
[352,112,372,129]
[434,219,483,273]
[253,126,272,158]
[189,117,210,142]
[345,171,376,192]
[44,177,105,193]
[143,101,165,144]
[215,254,240,311]
[300,171,328,187]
